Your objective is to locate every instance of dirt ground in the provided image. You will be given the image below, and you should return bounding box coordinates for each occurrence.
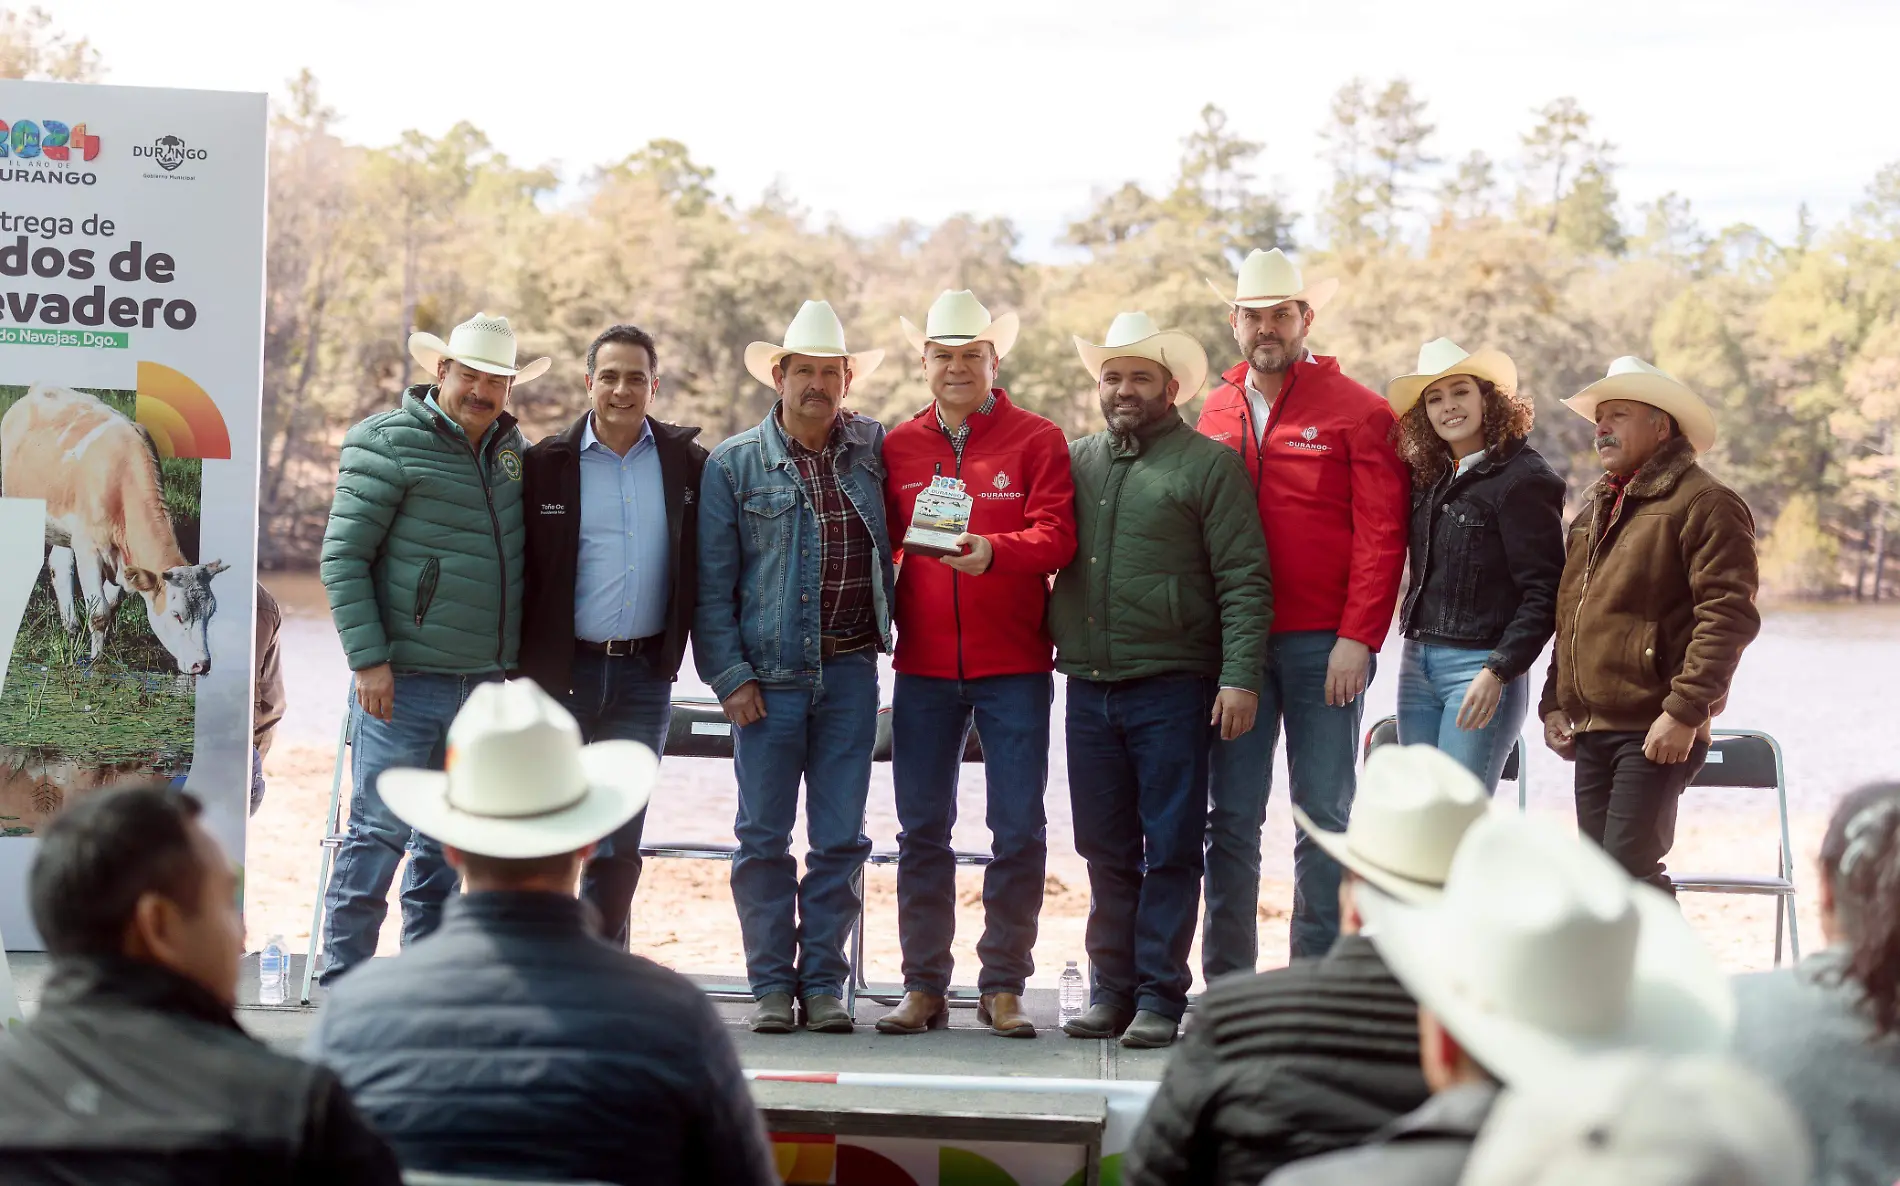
[246,741,1826,988]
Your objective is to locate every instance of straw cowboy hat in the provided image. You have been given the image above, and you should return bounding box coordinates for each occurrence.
[743,300,885,390]
[900,289,1021,360]
[1385,337,1520,418]
[1358,810,1733,1085]
[408,312,550,384]
[1072,311,1210,399]
[1291,744,1491,904]
[1564,356,1718,454]
[1206,247,1341,313]
[378,679,656,860]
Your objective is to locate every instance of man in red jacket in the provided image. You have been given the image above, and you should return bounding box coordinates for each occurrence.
[1196,249,1410,967]
[875,290,1078,1038]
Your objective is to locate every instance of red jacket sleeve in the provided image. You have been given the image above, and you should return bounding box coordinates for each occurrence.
[986,423,1078,576]
[1338,403,1411,650]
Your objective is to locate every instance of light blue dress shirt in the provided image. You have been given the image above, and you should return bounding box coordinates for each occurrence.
[575,414,671,642]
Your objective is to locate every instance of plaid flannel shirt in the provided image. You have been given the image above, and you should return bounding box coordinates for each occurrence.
[787,417,877,637]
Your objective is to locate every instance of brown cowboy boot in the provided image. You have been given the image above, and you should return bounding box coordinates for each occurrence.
[874,991,948,1035]
[977,992,1036,1038]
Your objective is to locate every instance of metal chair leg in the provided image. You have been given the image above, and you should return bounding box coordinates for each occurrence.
[299,706,353,1005]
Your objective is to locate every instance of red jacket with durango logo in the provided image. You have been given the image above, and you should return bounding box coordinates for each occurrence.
[1196,357,1409,649]
[882,389,1077,679]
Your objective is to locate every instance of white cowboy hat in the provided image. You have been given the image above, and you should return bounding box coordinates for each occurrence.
[1290,744,1491,904]
[1359,811,1733,1085]
[1385,337,1520,417]
[1206,247,1341,313]
[1072,311,1210,399]
[899,290,1021,360]
[743,300,885,390]
[1462,1053,1811,1186]
[378,679,656,860]
[408,312,551,384]
[1564,356,1718,454]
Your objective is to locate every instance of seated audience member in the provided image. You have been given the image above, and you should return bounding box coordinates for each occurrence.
[1124,745,1489,1186]
[0,786,401,1183]
[1460,1052,1810,1186]
[1733,781,1900,1186]
[305,679,777,1186]
[1265,811,1733,1186]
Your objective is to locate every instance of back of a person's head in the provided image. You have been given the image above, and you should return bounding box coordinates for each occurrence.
[1461,1052,1811,1186]
[1818,781,1900,1038]
[30,785,206,958]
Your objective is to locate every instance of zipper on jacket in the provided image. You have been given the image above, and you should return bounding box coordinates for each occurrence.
[935,455,967,682]
[466,431,508,666]
[1568,490,1627,731]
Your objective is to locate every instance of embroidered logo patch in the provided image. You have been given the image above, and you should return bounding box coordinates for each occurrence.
[992,470,1011,491]
[1301,425,1318,441]
[539,502,565,515]
[498,449,523,480]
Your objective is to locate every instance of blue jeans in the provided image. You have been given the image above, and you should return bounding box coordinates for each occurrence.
[1204,630,1372,970]
[560,649,674,949]
[1396,641,1529,795]
[891,672,1051,996]
[1067,673,1214,1022]
[321,671,498,985]
[730,650,878,999]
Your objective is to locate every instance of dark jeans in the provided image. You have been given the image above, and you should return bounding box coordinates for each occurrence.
[730,650,879,999]
[1573,730,1710,893]
[891,671,1052,996]
[1066,672,1215,1022]
[321,671,500,985]
[1204,631,1372,970]
[558,649,674,949]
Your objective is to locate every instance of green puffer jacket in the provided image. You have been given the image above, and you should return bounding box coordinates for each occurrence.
[1050,410,1273,689]
[320,386,528,674]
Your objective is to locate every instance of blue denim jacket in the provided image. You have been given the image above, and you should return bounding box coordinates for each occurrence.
[693,405,894,698]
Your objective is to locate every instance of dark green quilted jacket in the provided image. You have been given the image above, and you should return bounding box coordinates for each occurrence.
[320,386,528,674]
[1049,410,1273,689]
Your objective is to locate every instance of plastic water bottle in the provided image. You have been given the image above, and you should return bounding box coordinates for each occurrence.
[1058,960,1086,1025]
[258,935,286,1006]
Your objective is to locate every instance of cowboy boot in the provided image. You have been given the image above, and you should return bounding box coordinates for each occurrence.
[875,991,948,1035]
[1060,1002,1133,1040]
[1119,1010,1179,1049]
[802,994,855,1034]
[977,992,1036,1038]
[749,992,795,1034]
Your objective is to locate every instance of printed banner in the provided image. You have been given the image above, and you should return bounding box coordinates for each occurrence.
[0,81,266,947]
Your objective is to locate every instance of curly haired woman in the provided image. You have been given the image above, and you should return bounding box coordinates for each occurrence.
[1735,782,1900,1186]
[1386,339,1566,792]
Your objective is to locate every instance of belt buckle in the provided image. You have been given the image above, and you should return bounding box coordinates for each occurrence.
[605,638,630,658]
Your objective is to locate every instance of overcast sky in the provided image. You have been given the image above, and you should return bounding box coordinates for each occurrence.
[42,0,1900,257]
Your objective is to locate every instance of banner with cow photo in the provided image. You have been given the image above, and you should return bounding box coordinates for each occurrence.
[0,81,266,948]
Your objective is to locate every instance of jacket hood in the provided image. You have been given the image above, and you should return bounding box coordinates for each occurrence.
[41,954,242,1034]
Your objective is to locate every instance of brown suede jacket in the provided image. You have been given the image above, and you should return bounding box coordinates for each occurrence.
[1539,434,1761,733]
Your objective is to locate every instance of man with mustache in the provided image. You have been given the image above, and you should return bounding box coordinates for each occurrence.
[1051,313,1271,1049]
[319,312,545,985]
[1541,358,1760,892]
[695,301,893,1035]
[1195,250,1410,967]
[518,324,709,948]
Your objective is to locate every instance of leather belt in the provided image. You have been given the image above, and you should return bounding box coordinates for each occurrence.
[577,634,663,658]
[820,632,879,660]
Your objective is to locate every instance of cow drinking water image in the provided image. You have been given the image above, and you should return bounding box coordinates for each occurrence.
[0,383,225,675]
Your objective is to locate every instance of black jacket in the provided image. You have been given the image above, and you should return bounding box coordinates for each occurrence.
[1262,1082,1500,1186]
[519,413,708,692]
[1122,935,1429,1186]
[1399,437,1567,682]
[305,892,776,1186]
[0,956,400,1186]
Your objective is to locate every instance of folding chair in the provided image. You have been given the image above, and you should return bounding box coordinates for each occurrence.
[1359,715,1525,800]
[1672,730,1801,966]
[300,703,355,1004]
[852,708,993,1010]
